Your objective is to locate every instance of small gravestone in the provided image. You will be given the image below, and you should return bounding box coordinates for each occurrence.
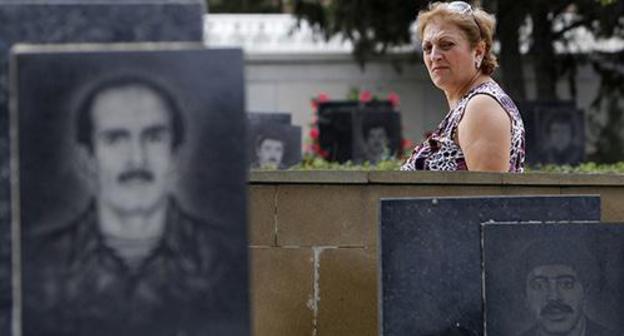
[247,112,292,125]
[248,122,302,169]
[379,196,600,336]
[317,101,402,164]
[483,222,624,336]
[519,101,585,165]
[0,2,204,332]
[11,44,248,336]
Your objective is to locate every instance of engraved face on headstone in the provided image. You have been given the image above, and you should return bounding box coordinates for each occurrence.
[256,136,285,168]
[248,120,302,170]
[364,125,389,164]
[86,84,177,217]
[517,238,598,336]
[483,223,622,336]
[548,121,573,152]
[525,264,585,334]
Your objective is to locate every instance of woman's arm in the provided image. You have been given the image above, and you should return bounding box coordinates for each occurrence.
[457,94,511,172]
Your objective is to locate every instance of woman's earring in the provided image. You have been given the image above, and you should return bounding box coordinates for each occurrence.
[475,58,482,69]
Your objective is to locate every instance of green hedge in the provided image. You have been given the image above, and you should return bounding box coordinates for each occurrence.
[263,157,624,173]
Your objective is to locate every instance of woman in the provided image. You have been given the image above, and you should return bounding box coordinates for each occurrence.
[401,1,525,172]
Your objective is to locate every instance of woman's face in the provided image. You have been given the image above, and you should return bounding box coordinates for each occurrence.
[421,19,480,93]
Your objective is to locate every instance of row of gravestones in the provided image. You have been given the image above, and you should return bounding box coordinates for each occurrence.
[253,100,587,168]
[249,101,404,168]
[380,195,624,336]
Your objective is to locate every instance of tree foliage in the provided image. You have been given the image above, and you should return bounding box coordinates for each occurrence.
[293,0,428,65]
[293,0,624,161]
[293,0,624,98]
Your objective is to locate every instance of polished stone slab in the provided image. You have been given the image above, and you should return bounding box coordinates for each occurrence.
[317,101,402,164]
[0,2,204,333]
[12,44,248,336]
[379,195,600,336]
[519,101,585,165]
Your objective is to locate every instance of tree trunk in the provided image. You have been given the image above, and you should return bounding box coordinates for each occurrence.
[531,2,558,100]
[496,0,527,102]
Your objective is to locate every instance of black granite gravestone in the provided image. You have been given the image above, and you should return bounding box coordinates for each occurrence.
[379,196,600,336]
[483,222,623,336]
[0,2,204,332]
[519,101,585,165]
[11,44,248,336]
[317,101,402,164]
[248,122,302,169]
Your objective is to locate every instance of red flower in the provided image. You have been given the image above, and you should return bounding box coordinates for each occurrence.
[309,127,319,139]
[311,99,318,110]
[401,138,414,150]
[317,92,329,103]
[311,92,330,110]
[388,92,400,107]
[359,90,373,103]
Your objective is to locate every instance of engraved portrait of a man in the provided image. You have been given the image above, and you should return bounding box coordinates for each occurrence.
[254,132,285,169]
[363,122,390,164]
[23,74,243,336]
[518,240,617,336]
[540,111,583,165]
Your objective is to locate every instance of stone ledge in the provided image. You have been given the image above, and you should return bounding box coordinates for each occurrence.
[367,170,504,185]
[249,170,369,184]
[250,170,624,186]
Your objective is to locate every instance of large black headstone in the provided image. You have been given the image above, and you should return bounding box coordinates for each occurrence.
[483,222,624,336]
[0,1,204,333]
[379,196,600,336]
[519,101,585,165]
[317,101,402,164]
[11,44,248,336]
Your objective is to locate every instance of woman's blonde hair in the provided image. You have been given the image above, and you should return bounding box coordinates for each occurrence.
[416,2,498,75]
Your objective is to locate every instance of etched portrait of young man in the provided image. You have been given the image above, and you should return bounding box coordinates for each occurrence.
[14,46,249,336]
[253,132,286,169]
[540,110,584,165]
[249,122,302,169]
[518,240,616,336]
[483,223,623,336]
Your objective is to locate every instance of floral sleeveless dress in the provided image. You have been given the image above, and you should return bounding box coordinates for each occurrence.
[401,81,525,172]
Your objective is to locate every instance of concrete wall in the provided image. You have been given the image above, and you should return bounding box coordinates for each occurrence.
[247,171,624,336]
